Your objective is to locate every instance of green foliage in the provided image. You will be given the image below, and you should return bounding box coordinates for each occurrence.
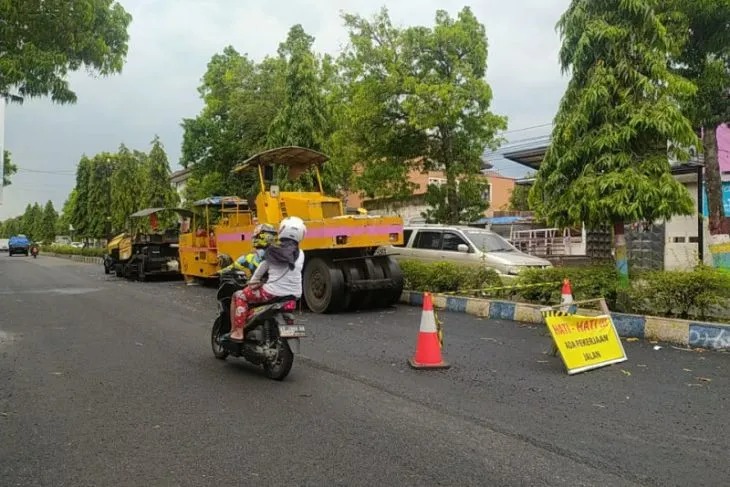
[182,172,228,207]
[514,266,620,309]
[401,261,730,322]
[529,0,698,231]
[267,25,331,192]
[56,189,77,236]
[667,0,730,129]
[0,0,132,103]
[85,153,115,237]
[21,202,44,240]
[422,175,489,223]
[508,184,531,212]
[71,156,93,237]
[2,150,17,186]
[629,266,730,320]
[142,136,179,209]
[400,260,502,294]
[180,46,285,198]
[40,200,58,242]
[44,244,106,257]
[267,25,329,151]
[336,7,507,223]
[110,145,144,232]
[666,0,730,235]
[0,217,22,237]
[67,139,179,238]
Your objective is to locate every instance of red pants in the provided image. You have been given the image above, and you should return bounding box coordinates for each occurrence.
[231,286,274,332]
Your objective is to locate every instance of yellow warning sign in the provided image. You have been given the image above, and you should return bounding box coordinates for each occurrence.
[542,312,627,374]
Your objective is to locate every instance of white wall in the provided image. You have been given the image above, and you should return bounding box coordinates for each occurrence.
[663,179,712,270]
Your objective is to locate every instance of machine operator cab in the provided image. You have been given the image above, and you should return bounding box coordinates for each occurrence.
[231,146,346,223]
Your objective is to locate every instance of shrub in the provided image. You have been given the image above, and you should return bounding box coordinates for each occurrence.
[42,244,105,258]
[514,265,620,308]
[629,265,730,320]
[400,260,502,294]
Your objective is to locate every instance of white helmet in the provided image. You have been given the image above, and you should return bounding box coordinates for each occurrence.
[278,216,306,243]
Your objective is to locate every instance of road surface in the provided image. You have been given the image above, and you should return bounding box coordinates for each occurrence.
[1,255,728,486]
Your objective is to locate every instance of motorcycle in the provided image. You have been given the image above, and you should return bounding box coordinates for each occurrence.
[211,266,305,381]
[30,245,39,259]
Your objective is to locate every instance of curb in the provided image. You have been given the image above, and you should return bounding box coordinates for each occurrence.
[399,291,730,352]
[45,252,104,265]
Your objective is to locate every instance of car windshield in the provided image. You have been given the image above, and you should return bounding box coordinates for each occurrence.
[464,231,515,252]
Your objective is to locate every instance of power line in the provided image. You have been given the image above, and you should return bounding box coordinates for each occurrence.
[498,122,553,135]
[16,167,75,175]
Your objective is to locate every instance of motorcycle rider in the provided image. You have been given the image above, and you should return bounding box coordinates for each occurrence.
[219,223,277,279]
[227,216,306,342]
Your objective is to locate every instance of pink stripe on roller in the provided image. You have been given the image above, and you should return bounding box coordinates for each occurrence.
[305,224,402,239]
[216,232,252,243]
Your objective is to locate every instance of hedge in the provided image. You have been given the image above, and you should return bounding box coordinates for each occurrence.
[400,260,730,322]
[42,244,106,257]
[399,260,502,294]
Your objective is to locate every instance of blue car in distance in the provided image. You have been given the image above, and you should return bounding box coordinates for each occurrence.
[9,235,30,256]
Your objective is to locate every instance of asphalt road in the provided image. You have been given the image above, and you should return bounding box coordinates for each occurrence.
[1,255,728,487]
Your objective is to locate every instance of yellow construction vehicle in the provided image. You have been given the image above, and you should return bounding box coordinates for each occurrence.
[104,207,192,281]
[178,146,404,313]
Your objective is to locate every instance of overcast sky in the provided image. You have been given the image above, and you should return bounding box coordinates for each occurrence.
[0,0,570,219]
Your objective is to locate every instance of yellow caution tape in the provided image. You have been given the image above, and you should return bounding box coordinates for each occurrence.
[441,281,562,296]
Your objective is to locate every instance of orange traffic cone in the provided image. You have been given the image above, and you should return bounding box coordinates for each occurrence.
[561,278,577,313]
[561,278,573,305]
[408,292,450,370]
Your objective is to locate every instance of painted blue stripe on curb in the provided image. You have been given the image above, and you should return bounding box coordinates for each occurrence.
[489,301,516,321]
[409,292,423,307]
[689,323,730,350]
[446,297,467,313]
[610,313,645,338]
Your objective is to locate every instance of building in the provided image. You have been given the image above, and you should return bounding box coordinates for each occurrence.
[494,142,708,270]
[345,164,516,222]
[170,167,193,204]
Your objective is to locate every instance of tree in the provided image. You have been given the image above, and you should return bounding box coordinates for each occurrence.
[337,7,507,223]
[110,144,144,232]
[267,25,331,191]
[71,156,93,237]
[180,47,286,198]
[57,189,77,236]
[667,0,730,235]
[142,136,179,208]
[41,200,58,242]
[268,25,329,151]
[0,0,132,103]
[85,153,116,238]
[508,184,531,212]
[529,0,698,288]
[422,175,489,223]
[2,150,18,186]
[21,202,43,240]
[182,172,226,208]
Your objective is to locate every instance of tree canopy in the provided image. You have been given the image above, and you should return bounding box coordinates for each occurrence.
[335,7,506,223]
[667,0,730,235]
[0,0,132,103]
[529,0,697,229]
[2,150,18,186]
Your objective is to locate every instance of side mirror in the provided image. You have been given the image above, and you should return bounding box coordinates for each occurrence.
[457,244,469,253]
[270,185,280,197]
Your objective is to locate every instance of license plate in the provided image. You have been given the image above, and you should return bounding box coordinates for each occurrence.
[278,324,306,338]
